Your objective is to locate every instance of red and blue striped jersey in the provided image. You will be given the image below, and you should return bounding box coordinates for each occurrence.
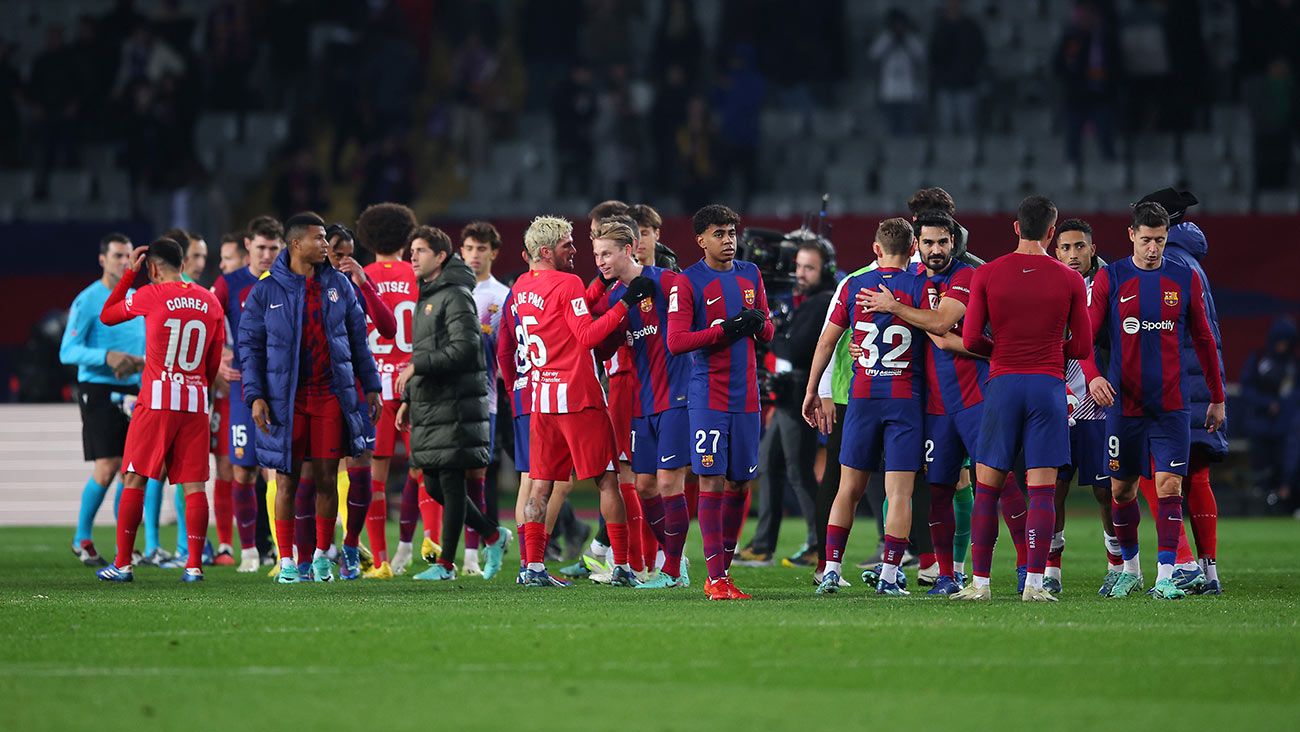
[211,266,259,364]
[829,266,932,400]
[1087,256,1225,417]
[606,266,691,417]
[921,261,987,415]
[666,259,773,413]
[496,286,531,417]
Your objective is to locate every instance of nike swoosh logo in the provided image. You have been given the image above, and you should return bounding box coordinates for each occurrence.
[1120,295,1137,303]
[1170,461,1186,467]
[747,465,758,473]
[928,521,941,527]
[1022,269,1035,273]
[1096,475,1108,482]
[269,303,283,309]
[661,455,677,462]
[706,297,722,305]
[1011,511,1026,520]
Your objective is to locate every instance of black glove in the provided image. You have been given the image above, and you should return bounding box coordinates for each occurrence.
[737,308,768,337]
[620,275,655,307]
[720,312,749,339]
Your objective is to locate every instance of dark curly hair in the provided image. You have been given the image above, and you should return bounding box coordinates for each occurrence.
[691,204,739,235]
[356,203,418,256]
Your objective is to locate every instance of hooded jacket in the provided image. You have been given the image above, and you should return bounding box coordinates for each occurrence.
[1241,316,1298,437]
[1165,221,1229,458]
[406,256,491,470]
[238,250,381,472]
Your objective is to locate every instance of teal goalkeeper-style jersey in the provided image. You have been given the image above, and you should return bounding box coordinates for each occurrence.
[59,278,145,386]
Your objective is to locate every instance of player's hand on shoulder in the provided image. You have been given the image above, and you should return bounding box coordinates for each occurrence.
[858,284,896,313]
[1206,402,1226,433]
[1087,376,1116,408]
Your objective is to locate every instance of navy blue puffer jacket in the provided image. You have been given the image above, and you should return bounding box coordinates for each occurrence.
[1165,222,1229,459]
[237,250,382,472]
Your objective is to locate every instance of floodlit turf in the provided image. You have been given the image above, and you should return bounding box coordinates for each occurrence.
[1,517,1297,732]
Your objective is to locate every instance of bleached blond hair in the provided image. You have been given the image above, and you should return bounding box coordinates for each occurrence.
[524,215,573,261]
[592,219,637,248]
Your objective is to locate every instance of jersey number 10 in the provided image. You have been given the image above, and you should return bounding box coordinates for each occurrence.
[162,317,207,371]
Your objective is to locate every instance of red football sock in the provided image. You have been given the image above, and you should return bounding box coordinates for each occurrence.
[971,481,1002,578]
[315,515,334,553]
[606,522,629,567]
[294,480,315,565]
[1000,474,1028,567]
[618,484,644,572]
[516,524,526,569]
[1186,461,1217,560]
[685,481,699,520]
[523,521,546,566]
[919,552,936,569]
[825,523,850,564]
[641,494,667,546]
[641,517,658,569]
[1140,473,1195,563]
[661,494,689,577]
[366,479,388,562]
[212,479,233,546]
[114,486,144,568]
[721,490,747,571]
[1025,484,1055,574]
[928,483,956,577]
[342,468,371,547]
[184,492,209,570]
[274,518,295,564]
[464,476,486,550]
[698,492,724,579]
[419,480,443,543]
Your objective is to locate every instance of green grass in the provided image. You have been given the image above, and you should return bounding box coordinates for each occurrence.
[1,517,1298,732]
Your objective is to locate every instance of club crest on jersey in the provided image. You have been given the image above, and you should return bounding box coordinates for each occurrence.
[1163,291,1179,307]
[235,446,245,460]
[639,297,653,312]
[328,288,339,303]
[700,454,714,468]
[743,289,755,306]
[1109,458,1119,472]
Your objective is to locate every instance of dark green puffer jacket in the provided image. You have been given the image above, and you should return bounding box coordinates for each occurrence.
[406,256,490,470]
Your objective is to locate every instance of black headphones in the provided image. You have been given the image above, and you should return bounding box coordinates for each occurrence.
[794,236,837,287]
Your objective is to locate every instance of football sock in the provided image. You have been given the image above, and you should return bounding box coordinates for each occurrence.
[1046,530,1065,580]
[516,523,526,569]
[1156,496,1182,582]
[642,510,659,569]
[662,494,689,577]
[881,534,907,585]
[641,494,667,546]
[419,480,443,543]
[464,476,486,550]
[184,492,209,571]
[274,518,295,566]
[366,479,388,562]
[213,478,233,547]
[596,514,609,546]
[929,483,956,577]
[1186,463,1217,560]
[952,482,973,566]
[824,523,850,577]
[698,492,725,579]
[523,521,546,571]
[607,521,630,569]
[113,479,124,519]
[343,467,371,548]
[114,486,145,568]
[1200,557,1219,583]
[999,474,1027,568]
[398,474,419,543]
[1138,473,1195,564]
[294,479,316,565]
[232,480,258,549]
[618,484,644,572]
[173,485,188,556]
[76,476,110,545]
[143,478,164,555]
[1103,531,1123,567]
[315,514,334,553]
[1025,484,1055,576]
[971,481,1000,580]
[1112,498,1141,574]
[721,490,747,572]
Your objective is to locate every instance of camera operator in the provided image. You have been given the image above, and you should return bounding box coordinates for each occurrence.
[736,241,837,567]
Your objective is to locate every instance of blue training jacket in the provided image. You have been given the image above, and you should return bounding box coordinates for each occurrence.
[237,250,381,472]
[1165,221,1229,459]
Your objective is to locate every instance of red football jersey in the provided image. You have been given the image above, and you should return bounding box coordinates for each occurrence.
[364,260,418,400]
[586,276,635,377]
[102,275,224,413]
[509,268,629,414]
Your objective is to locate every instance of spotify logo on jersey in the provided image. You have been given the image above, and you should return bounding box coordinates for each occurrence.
[1122,317,1140,334]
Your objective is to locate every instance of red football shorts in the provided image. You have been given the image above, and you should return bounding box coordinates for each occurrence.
[530,407,618,482]
[292,390,346,462]
[373,397,410,458]
[209,395,230,456]
[607,373,636,463]
[123,405,212,484]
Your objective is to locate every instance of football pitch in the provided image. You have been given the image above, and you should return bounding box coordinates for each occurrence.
[2,518,1297,732]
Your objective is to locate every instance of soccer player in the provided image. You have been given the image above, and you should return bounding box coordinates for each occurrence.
[181,231,207,282]
[1083,202,1226,600]
[666,204,772,600]
[209,232,247,565]
[593,218,694,588]
[238,212,382,584]
[1051,218,1125,595]
[953,195,1094,602]
[354,203,421,576]
[213,216,284,571]
[803,218,932,595]
[60,233,144,566]
[858,210,986,595]
[95,237,224,582]
[511,215,645,587]
[460,221,509,576]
